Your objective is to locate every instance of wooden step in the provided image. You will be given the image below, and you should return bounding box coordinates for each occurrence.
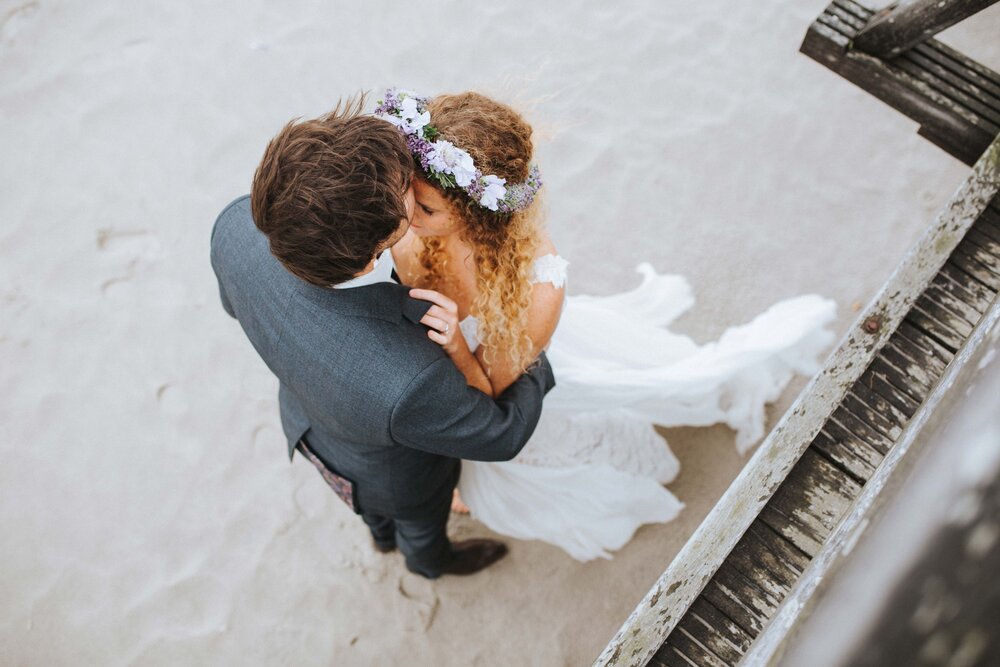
[800,0,1000,165]
[593,136,1000,667]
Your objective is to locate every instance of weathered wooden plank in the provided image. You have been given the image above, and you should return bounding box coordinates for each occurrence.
[802,18,851,60]
[713,564,782,623]
[761,449,863,563]
[699,580,766,638]
[977,208,1000,243]
[857,363,922,418]
[814,417,883,481]
[747,520,812,574]
[816,5,864,39]
[916,125,989,164]
[829,404,896,455]
[903,49,1000,115]
[789,448,865,529]
[593,137,1000,667]
[912,42,1000,100]
[904,301,964,352]
[818,11,862,39]
[894,57,1000,130]
[841,389,905,441]
[740,264,1000,667]
[804,0,998,165]
[874,341,936,397]
[912,292,975,349]
[833,0,874,21]
[688,597,754,658]
[727,533,796,600]
[760,502,824,558]
[879,337,940,391]
[946,248,999,291]
[948,242,1000,290]
[923,281,986,328]
[851,368,917,422]
[851,0,1000,59]
[966,226,1000,260]
[985,196,1000,212]
[957,234,1000,275]
[647,645,692,667]
[829,0,867,23]
[895,318,956,369]
[669,620,743,666]
[931,264,995,316]
[664,628,730,667]
[826,4,867,31]
[868,354,928,404]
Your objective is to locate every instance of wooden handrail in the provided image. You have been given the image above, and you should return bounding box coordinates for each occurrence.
[592,132,1000,667]
[852,0,1000,58]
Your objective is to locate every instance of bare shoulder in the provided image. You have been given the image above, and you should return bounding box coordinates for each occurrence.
[529,230,567,299]
[534,230,558,258]
[527,231,565,338]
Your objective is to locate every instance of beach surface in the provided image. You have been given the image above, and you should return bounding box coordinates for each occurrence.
[2,1,998,665]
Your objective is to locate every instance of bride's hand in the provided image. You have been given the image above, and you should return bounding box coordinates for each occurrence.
[409,288,466,356]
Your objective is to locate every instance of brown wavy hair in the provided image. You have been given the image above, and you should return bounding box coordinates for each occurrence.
[251,95,414,287]
[415,92,543,374]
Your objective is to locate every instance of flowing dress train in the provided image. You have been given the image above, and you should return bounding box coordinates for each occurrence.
[451,255,837,561]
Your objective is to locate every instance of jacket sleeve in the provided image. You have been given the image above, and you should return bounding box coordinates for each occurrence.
[210,207,237,319]
[389,352,556,461]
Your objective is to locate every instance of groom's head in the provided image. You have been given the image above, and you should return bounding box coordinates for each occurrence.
[251,95,415,287]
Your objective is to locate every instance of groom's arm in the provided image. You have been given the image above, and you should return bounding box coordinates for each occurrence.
[389,352,556,462]
[210,206,237,319]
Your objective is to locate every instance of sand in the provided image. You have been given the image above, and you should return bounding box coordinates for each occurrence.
[2,1,998,665]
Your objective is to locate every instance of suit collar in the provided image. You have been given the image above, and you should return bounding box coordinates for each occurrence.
[296,281,432,325]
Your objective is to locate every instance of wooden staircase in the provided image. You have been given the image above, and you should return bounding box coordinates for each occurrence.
[801,0,1000,165]
[594,2,1000,665]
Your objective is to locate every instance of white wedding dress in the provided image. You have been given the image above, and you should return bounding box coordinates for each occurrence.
[448,254,838,562]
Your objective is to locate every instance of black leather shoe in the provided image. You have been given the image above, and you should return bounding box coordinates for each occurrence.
[373,538,396,553]
[439,539,509,576]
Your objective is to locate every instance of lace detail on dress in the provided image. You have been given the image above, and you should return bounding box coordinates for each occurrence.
[459,315,481,353]
[458,254,568,354]
[531,253,569,288]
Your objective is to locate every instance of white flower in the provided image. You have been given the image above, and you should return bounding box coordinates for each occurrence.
[428,140,477,187]
[398,96,430,133]
[380,113,406,129]
[479,174,507,211]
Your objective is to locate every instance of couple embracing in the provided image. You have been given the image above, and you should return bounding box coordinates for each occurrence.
[211,88,838,577]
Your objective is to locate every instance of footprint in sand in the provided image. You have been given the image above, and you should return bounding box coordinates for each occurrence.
[397,573,440,632]
[0,2,39,45]
[96,228,160,294]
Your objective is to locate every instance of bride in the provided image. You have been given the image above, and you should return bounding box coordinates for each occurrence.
[378,89,838,561]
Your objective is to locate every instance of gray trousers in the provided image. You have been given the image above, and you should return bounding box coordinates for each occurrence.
[305,439,459,578]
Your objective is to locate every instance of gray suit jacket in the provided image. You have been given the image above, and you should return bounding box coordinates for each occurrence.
[210,196,555,518]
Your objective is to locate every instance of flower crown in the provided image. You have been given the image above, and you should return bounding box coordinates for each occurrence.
[374,88,542,213]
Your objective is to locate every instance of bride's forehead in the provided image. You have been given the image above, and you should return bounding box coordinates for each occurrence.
[412,178,448,204]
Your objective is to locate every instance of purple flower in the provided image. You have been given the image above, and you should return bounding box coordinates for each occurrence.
[375,88,543,214]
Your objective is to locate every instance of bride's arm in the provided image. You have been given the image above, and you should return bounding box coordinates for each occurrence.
[409,237,565,399]
[408,282,564,399]
[475,280,564,397]
[475,234,566,397]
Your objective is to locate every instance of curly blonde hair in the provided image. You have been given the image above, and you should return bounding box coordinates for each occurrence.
[414,92,543,375]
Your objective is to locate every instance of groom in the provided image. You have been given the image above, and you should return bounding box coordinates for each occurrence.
[210,99,555,579]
